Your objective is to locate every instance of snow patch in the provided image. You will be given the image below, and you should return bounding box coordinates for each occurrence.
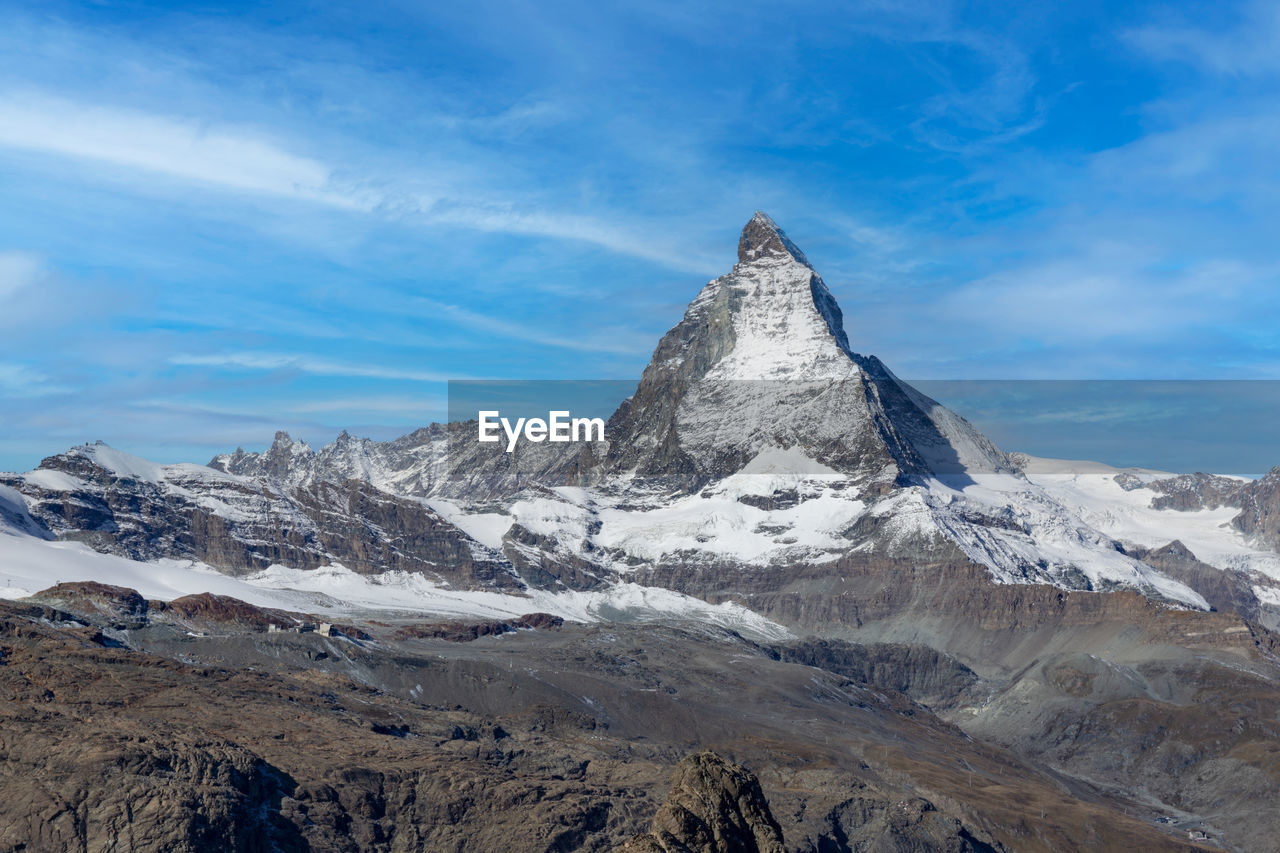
[428,499,513,550]
[0,530,791,641]
[1019,462,1280,582]
[20,469,88,491]
[739,445,841,476]
[1253,585,1280,607]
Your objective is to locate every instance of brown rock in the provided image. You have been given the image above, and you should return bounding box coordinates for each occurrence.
[621,752,785,853]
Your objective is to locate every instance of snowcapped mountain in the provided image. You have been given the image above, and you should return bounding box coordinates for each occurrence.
[583,211,1010,492]
[2,440,520,586]
[212,427,448,495]
[4,212,1280,625]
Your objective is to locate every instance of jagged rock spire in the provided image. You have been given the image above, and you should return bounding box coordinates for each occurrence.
[737,211,812,267]
[583,209,1010,489]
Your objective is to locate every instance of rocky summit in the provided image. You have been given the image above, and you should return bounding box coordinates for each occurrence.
[3,213,1280,851]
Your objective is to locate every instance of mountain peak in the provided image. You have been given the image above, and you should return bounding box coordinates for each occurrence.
[737,211,811,267]
[589,209,1011,489]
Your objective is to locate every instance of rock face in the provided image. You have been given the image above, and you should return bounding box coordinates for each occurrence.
[1144,472,1252,511]
[1134,467,1280,552]
[584,211,1008,494]
[769,638,979,709]
[807,795,999,853]
[1128,539,1269,625]
[1234,466,1280,550]
[621,752,785,853]
[24,580,150,626]
[1,729,303,853]
[394,611,565,642]
[3,441,522,589]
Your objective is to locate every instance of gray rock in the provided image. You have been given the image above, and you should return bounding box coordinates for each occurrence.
[620,751,786,853]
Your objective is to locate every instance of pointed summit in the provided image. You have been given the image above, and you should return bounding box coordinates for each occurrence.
[737,211,812,267]
[582,209,1010,490]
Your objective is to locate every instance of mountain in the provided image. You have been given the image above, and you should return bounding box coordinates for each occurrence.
[5,212,1280,850]
[2,440,520,589]
[589,211,1009,492]
[7,213,1280,613]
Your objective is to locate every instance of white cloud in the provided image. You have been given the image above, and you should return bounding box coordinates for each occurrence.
[0,90,717,274]
[426,204,722,274]
[170,352,457,382]
[1126,2,1280,76]
[414,297,658,355]
[0,251,43,300]
[0,91,374,209]
[0,362,66,396]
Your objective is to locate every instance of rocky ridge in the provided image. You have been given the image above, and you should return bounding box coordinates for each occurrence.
[620,752,786,853]
[1122,468,1280,552]
[3,441,521,589]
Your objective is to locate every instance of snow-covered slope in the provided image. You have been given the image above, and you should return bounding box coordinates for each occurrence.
[0,527,788,639]
[907,472,1211,605]
[1020,456,1280,580]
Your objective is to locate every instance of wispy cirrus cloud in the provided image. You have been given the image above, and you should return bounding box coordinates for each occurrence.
[0,88,718,275]
[0,362,67,396]
[411,298,658,356]
[286,395,446,415]
[0,250,43,300]
[0,91,371,209]
[1125,1,1280,76]
[169,352,458,382]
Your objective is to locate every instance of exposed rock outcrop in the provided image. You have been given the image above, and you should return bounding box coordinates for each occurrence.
[395,611,564,642]
[770,638,979,709]
[1128,539,1267,624]
[24,580,150,627]
[3,443,522,589]
[1138,466,1280,553]
[1144,472,1252,511]
[1234,466,1280,550]
[620,752,785,853]
[809,794,999,853]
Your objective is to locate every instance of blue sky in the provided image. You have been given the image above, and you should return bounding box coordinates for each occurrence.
[1,0,1278,471]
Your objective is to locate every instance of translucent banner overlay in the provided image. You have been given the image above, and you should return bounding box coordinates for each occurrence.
[448,379,1280,477]
[447,380,634,426]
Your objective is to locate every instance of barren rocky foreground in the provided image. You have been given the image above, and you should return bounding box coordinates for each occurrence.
[2,578,1260,852]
